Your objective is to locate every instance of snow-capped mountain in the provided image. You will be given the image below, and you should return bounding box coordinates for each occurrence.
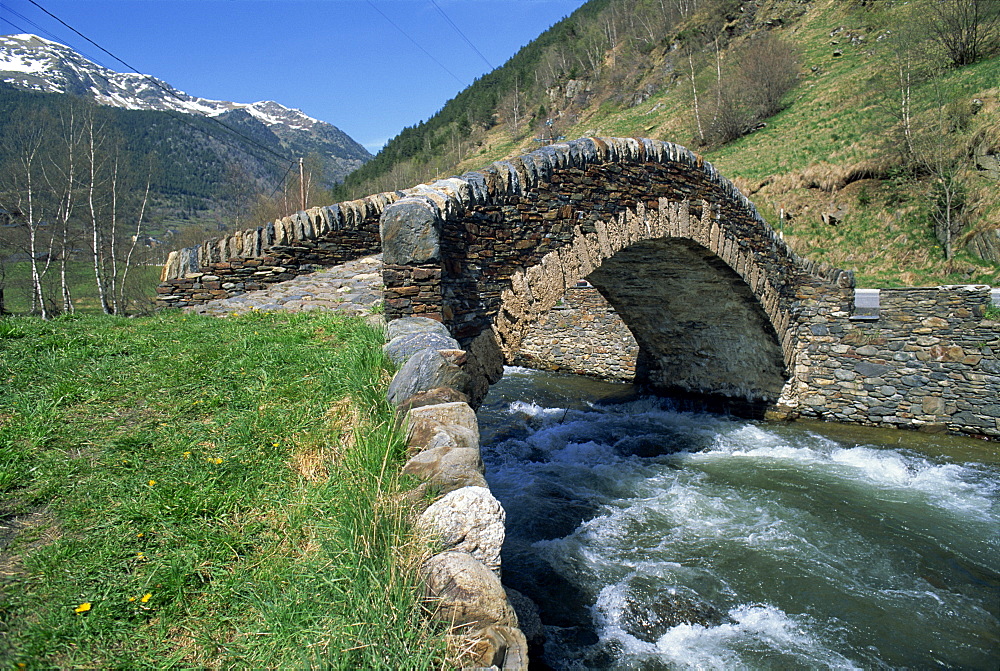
[0,33,370,182]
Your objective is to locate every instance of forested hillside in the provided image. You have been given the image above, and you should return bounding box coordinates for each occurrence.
[335,0,1000,287]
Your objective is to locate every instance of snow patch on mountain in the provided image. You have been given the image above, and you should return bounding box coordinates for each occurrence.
[0,33,327,132]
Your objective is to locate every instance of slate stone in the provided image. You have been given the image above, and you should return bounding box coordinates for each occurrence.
[855,361,890,378]
[380,197,442,265]
[387,348,473,407]
[981,358,1000,375]
[949,411,992,428]
[384,331,460,366]
[387,316,452,341]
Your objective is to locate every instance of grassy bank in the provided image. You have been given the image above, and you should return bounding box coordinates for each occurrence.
[0,310,446,668]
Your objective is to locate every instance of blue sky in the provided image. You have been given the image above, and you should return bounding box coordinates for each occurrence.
[0,0,588,152]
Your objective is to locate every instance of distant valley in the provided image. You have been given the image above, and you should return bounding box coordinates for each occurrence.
[0,33,370,237]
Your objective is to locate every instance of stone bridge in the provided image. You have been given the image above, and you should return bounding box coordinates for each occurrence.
[377,136,852,412]
[158,137,998,436]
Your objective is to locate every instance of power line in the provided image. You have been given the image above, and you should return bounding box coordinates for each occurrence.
[2,3,72,47]
[0,14,32,35]
[366,0,466,87]
[428,0,494,71]
[23,0,296,170]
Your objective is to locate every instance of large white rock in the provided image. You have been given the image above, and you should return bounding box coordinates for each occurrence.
[419,486,505,573]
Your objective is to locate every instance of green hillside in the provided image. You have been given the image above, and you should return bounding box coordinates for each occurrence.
[336,0,1000,287]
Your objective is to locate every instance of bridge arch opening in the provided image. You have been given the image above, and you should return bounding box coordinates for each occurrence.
[494,233,789,415]
[586,237,787,404]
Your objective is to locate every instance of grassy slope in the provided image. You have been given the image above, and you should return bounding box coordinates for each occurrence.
[0,311,445,668]
[450,0,1000,287]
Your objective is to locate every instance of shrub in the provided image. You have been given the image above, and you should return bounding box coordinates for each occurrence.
[706,35,799,145]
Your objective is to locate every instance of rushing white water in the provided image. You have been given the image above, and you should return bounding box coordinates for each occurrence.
[479,367,1000,670]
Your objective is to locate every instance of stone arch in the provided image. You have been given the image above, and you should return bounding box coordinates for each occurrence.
[496,204,790,406]
[379,137,855,407]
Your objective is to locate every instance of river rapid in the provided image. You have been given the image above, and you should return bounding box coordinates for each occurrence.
[477,367,1000,670]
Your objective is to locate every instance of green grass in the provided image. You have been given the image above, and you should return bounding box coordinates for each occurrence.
[1,261,164,316]
[0,310,446,668]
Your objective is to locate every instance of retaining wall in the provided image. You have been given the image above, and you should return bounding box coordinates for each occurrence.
[513,284,637,381]
[789,286,1000,438]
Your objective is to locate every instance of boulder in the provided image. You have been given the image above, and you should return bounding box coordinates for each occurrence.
[386,316,452,341]
[455,625,529,670]
[384,331,461,366]
[419,486,505,573]
[394,387,470,427]
[403,446,487,494]
[422,551,518,629]
[405,401,479,452]
[821,204,848,226]
[387,348,473,407]
[505,588,544,645]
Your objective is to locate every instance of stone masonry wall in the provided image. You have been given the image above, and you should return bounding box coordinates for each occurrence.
[156,196,394,308]
[514,285,638,381]
[511,283,999,439]
[789,286,1000,438]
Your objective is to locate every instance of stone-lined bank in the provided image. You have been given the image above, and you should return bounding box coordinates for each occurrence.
[383,317,533,669]
[791,286,999,437]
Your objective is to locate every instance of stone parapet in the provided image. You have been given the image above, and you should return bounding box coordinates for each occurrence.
[155,198,392,308]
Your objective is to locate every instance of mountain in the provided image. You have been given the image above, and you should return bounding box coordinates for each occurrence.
[333,0,1000,288]
[0,33,371,185]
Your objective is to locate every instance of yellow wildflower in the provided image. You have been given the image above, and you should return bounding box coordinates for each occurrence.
[183,451,191,459]
[140,593,152,603]
[129,596,136,602]
[74,602,91,614]
[206,457,223,465]
[148,480,156,486]
[137,533,144,538]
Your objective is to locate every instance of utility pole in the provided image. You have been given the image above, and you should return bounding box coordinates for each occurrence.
[298,157,306,212]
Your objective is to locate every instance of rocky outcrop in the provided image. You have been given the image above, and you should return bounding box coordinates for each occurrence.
[967,228,1000,264]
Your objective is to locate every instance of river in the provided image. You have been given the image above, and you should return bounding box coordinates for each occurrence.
[477,367,1000,670]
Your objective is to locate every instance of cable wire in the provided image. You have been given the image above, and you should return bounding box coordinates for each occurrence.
[366,0,466,86]
[24,0,296,168]
[428,0,494,70]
